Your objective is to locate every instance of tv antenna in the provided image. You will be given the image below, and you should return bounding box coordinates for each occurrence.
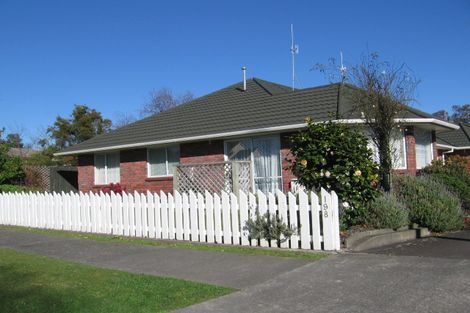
[339,51,347,82]
[290,24,299,91]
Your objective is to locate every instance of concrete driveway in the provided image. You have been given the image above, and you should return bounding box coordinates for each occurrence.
[179,231,470,313]
[362,230,470,259]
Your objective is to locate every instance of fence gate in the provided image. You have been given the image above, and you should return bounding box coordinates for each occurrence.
[174,161,252,194]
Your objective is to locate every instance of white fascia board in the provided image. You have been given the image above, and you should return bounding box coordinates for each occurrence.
[436,143,470,150]
[54,123,307,156]
[336,118,459,130]
[396,118,459,130]
[55,118,459,156]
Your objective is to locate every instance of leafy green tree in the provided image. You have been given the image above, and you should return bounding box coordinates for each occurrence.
[0,128,24,148]
[288,118,379,226]
[0,144,25,184]
[47,104,112,149]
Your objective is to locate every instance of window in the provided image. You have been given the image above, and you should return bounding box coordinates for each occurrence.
[391,130,407,169]
[415,128,433,169]
[94,152,120,184]
[148,145,180,177]
[225,136,282,194]
[365,129,407,169]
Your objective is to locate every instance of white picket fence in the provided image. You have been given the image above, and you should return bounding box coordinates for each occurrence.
[0,188,341,251]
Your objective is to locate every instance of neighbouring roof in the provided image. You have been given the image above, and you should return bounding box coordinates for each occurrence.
[436,123,470,149]
[56,78,458,156]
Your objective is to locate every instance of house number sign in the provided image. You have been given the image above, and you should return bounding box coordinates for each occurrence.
[323,197,329,218]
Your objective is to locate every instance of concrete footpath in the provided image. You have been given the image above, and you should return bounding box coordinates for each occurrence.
[1,230,469,313]
[0,230,310,289]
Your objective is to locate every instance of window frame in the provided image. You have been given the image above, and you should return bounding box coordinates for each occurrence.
[224,134,283,193]
[94,152,120,185]
[147,145,180,178]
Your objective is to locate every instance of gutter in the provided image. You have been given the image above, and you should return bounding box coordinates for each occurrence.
[55,118,460,156]
[436,143,470,150]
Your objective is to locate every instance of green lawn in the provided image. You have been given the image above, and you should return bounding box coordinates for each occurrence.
[0,248,234,313]
[0,225,328,260]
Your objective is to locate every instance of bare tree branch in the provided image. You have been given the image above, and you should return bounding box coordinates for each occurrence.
[140,88,194,117]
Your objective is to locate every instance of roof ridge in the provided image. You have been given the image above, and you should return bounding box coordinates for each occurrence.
[252,78,273,96]
[460,122,470,141]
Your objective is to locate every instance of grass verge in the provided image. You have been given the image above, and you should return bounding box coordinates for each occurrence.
[0,247,234,313]
[0,225,328,260]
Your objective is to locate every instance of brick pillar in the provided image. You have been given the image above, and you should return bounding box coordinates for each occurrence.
[280,133,297,192]
[405,127,417,176]
[78,154,94,192]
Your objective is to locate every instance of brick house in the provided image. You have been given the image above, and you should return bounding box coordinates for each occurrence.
[436,122,470,162]
[55,78,459,194]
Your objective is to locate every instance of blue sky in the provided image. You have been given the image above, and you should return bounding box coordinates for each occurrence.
[1,0,469,144]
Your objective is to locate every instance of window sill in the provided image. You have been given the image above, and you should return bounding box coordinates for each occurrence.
[145,176,173,182]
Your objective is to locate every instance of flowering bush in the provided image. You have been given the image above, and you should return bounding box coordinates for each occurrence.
[288,118,379,226]
[100,183,125,195]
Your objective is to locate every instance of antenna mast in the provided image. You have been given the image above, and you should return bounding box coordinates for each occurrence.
[290,24,299,91]
[339,51,347,82]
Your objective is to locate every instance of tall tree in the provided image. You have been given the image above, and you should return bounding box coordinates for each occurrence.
[315,52,419,191]
[347,53,419,191]
[140,88,194,117]
[0,128,24,148]
[47,104,112,149]
[450,104,470,124]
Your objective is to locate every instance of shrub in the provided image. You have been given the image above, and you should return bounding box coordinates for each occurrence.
[0,144,25,184]
[288,117,379,226]
[100,183,125,194]
[421,159,470,212]
[392,175,463,232]
[366,193,409,230]
[243,210,298,247]
[0,184,41,193]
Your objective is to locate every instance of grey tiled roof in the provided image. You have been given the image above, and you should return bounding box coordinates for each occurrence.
[59,78,340,154]
[437,123,470,147]
[57,78,452,155]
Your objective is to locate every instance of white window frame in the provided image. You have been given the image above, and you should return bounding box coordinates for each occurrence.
[147,145,180,178]
[94,152,120,185]
[415,128,433,169]
[224,134,283,192]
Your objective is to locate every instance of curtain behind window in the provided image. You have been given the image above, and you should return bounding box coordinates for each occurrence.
[391,130,406,169]
[94,154,106,184]
[106,152,120,183]
[167,146,180,175]
[148,148,167,176]
[252,137,281,193]
[415,128,432,169]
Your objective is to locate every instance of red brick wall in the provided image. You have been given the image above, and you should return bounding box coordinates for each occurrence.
[120,149,174,193]
[280,133,296,192]
[78,154,94,192]
[180,140,224,164]
[77,141,226,193]
[77,128,435,193]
